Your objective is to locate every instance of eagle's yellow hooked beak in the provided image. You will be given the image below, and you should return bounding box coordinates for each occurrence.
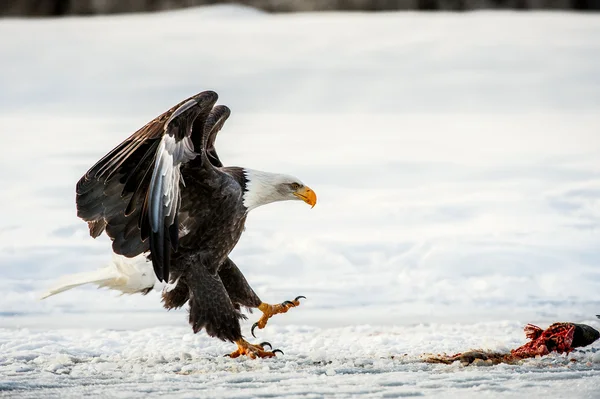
[293,186,317,208]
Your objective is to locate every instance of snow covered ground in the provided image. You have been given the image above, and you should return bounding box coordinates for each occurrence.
[2,323,600,398]
[1,5,600,397]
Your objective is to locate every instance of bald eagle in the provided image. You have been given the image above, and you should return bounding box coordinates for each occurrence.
[43,91,317,358]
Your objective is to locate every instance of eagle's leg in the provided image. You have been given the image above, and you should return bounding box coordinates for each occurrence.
[182,260,281,360]
[219,258,262,309]
[251,296,306,338]
[227,339,283,359]
[218,259,284,358]
[218,258,305,338]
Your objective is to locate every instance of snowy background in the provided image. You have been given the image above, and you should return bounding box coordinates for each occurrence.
[1,5,599,397]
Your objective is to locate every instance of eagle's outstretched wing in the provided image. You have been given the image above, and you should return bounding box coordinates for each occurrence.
[76,91,220,281]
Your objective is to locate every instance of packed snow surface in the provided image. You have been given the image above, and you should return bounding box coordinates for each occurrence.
[2,323,600,398]
[1,5,600,397]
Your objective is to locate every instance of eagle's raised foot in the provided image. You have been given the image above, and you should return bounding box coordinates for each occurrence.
[251,296,306,338]
[227,339,283,359]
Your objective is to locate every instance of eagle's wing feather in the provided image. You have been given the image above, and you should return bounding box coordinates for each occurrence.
[147,129,196,282]
[75,91,218,267]
[203,105,231,168]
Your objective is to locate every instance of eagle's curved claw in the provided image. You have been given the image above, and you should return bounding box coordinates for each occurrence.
[251,322,259,338]
[273,349,284,355]
[281,297,307,307]
[259,341,272,350]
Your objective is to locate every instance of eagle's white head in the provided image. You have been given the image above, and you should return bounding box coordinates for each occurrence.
[242,169,317,211]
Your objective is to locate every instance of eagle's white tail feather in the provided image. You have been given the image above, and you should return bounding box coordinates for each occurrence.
[41,254,158,299]
[40,268,119,299]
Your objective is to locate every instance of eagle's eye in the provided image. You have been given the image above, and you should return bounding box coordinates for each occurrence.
[290,183,301,190]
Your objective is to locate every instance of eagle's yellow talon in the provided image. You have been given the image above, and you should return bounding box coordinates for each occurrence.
[251,297,306,337]
[227,339,280,359]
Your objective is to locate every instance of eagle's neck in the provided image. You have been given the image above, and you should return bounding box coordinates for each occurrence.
[242,169,287,211]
